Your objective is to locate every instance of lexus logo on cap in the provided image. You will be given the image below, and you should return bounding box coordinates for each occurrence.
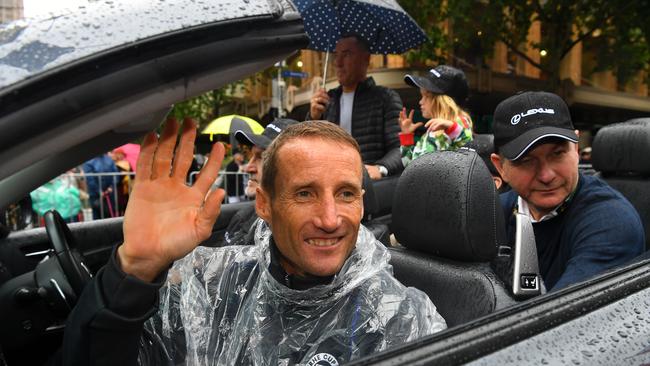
[510,108,555,125]
[429,68,441,77]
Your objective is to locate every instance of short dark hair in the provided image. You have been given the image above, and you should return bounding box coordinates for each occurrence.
[340,33,370,53]
[261,121,361,198]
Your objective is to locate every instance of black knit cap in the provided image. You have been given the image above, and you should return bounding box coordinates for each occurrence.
[493,91,578,160]
[404,65,469,107]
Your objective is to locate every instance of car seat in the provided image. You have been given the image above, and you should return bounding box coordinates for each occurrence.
[389,149,516,327]
[370,175,400,220]
[465,133,510,193]
[464,133,496,174]
[592,118,650,250]
[361,168,390,246]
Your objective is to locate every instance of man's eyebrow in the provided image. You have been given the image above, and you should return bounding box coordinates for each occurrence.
[288,180,361,191]
[337,180,363,192]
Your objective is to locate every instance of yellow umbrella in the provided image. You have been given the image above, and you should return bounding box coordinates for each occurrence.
[201,115,264,141]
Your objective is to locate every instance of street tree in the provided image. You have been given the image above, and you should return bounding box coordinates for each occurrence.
[400,0,650,91]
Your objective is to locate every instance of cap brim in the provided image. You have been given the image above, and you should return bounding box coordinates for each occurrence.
[404,74,444,95]
[234,129,271,149]
[500,127,578,160]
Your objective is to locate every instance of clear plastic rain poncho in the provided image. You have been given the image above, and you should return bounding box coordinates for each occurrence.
[139,220,446,365]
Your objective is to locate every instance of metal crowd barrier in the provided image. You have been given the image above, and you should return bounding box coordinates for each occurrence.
[70,171,248,220]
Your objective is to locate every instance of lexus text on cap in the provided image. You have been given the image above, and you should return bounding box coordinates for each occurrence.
[404,65,469,107]
[493,91,578,161]
[235,118,299,149]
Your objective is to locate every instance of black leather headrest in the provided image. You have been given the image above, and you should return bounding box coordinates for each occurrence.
[392,150,504,262]
[362,168,379,221]
[592,118,650,176]
[464,134,498,176]
[465,133,494,156]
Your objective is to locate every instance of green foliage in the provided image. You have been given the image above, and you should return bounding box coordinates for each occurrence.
[398,0,650,90]
[170,90,223,127]
[398,0,449,65]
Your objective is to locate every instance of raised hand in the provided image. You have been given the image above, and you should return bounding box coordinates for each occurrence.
[310,88,330,120]
[118,118,225,282]
[399,107,423,134]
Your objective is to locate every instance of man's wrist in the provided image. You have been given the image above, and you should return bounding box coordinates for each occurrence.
[378,165,388,177]
[117,244,167,283]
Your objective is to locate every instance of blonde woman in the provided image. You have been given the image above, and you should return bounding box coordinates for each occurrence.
[399,65,473,167]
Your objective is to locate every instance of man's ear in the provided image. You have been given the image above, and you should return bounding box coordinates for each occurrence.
[255,187,272,222]
[490,153,507,183]
[492,176,503,190]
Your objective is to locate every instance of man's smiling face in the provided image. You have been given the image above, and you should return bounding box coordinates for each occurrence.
[256,137,364,277]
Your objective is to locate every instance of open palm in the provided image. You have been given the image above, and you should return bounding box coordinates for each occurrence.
[119,118,225,281]
[399,107,423,134]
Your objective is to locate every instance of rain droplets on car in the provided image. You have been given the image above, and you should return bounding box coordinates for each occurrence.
[0,0,277,90]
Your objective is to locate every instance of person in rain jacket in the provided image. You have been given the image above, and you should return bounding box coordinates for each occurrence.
[399,65,473,168]
[55,119,446,366]
[30,174,81,222]
[82,153,119,219]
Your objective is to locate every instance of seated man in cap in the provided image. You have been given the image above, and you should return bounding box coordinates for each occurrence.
[56,119,446,365]
[218,118,299,246]
[490,91,644,291]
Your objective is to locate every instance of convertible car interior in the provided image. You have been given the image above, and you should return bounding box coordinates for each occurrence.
[1,0,649,364]
[1,119,650,365]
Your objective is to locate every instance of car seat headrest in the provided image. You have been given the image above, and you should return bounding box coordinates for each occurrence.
[465,133,498,176]
[592,118,650,176]
[392,150,504,262]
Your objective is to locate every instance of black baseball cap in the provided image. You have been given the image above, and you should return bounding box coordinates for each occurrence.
[404,65,469,107]
[235,118,299,149]
[493,91,578,160]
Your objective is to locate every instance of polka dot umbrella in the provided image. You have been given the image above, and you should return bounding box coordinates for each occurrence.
[293,0,428,83]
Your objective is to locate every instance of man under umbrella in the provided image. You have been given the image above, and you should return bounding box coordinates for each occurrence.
[307,33,403,180]
[296,0,427,180]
